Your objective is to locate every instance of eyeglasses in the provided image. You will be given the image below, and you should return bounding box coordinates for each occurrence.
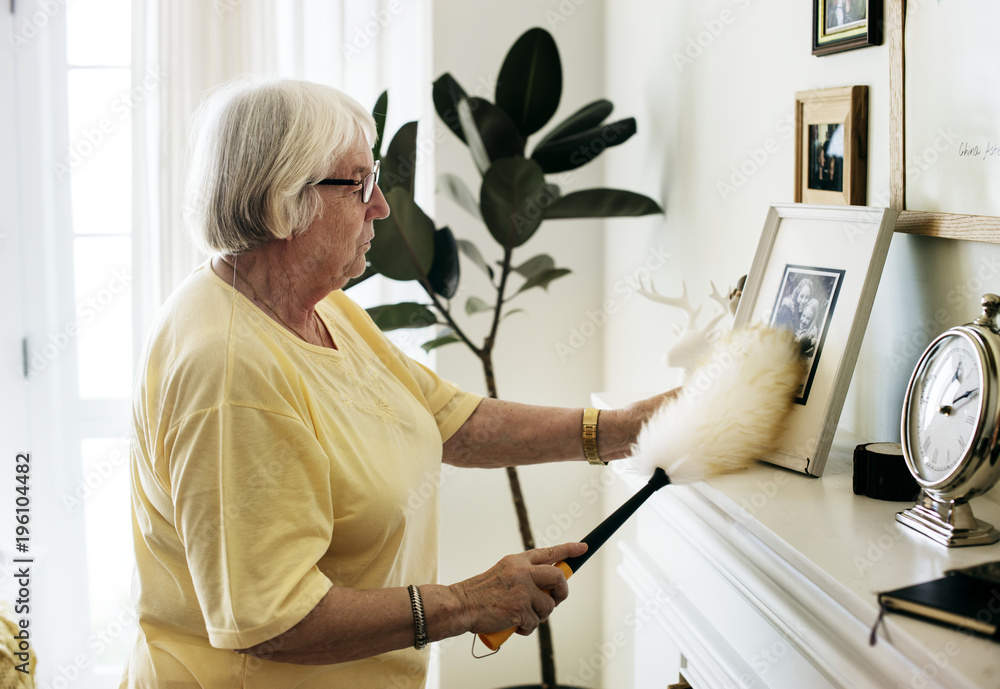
[315,160,380,203]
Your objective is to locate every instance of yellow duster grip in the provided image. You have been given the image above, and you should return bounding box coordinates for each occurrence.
[477,561,574,652]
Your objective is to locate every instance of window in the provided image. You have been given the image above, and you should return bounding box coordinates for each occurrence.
[5,1,433,685]
[64,0,138,682]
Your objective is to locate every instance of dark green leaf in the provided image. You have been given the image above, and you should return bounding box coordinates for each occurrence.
[456,239,494,281]
[422,333,462,352]
[438,173,482,222]
[534,99,613,149]
[460,97,525,164]
[465,296,493,315]
[480,157,549,248]
[531,118,637,173]
[433,73,470,143]
[428,227,460,299]
[366,187,435,281]
[381,121,418,196]
[543,188,663,219]
[513,254,555,280]
[372,90,388,160]
[496,27,562,138]
[515,267,571,295]
[501,308,526,322]
[366,302,438,331]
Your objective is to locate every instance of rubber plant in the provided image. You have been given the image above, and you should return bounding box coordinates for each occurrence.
[347,27,662,689]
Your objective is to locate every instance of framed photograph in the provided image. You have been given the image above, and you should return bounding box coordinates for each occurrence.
[795,86,868,206]
[813,0,882,56]
[733,204,899,476]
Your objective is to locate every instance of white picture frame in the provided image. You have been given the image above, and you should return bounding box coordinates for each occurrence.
[733,204,899,476]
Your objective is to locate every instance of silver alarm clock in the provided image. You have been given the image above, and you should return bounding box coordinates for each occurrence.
[898,293,1000,547]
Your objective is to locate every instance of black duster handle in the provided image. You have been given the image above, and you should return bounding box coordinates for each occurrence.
[561,467,670,573]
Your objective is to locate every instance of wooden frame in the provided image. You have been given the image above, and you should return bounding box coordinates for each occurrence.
[813,0,883,56]
[888,0,1000,242]
[795,86,868,206]
[733,204,899,476]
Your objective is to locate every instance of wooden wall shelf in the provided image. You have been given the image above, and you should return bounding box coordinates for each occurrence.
[888,0,1000,244]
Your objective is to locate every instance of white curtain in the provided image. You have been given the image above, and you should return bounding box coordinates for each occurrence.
[132,0,432,337]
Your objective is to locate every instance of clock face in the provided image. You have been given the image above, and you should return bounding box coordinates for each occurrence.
[905,333,984,486]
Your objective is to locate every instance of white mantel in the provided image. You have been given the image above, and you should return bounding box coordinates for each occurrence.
[594,393,1000,689]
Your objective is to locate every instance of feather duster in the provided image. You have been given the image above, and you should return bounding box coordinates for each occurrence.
[477,325,803,653]
[624,324,803,483]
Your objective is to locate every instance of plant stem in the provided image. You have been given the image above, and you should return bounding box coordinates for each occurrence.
[480,243,559,689]
[417,276,481,355]
[419,239,560,687]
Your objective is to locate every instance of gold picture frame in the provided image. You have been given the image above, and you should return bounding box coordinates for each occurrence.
[813,0,883,56]
[794,85,868,206]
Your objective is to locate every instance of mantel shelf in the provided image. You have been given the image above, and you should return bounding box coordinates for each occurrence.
[594,392,1000,689]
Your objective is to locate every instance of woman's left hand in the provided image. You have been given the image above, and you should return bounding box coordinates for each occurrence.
[596,387,682,461]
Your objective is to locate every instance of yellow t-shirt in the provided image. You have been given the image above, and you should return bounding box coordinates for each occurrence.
[121,263,482,689]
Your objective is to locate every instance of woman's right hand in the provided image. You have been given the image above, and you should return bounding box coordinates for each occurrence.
[448,542,587,638]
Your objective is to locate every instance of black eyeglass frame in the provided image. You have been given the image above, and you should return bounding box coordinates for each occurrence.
[315,160,381,203]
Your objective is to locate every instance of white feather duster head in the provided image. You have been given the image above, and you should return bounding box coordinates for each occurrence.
[626,325,803,484]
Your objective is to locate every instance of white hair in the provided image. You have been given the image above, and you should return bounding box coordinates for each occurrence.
[184,77,377,254]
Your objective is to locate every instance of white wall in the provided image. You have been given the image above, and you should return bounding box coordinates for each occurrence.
[600,0,1000,686]
[431,1,614,687]
[432,1,1000,687]
[600,0,1000,445]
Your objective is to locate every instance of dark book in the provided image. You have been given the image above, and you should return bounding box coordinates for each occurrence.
[875,566,1000,642]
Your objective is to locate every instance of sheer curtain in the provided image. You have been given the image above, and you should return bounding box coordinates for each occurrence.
[132,0,432,338]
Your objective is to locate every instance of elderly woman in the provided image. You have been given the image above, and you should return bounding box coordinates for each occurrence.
[122,78,671,689]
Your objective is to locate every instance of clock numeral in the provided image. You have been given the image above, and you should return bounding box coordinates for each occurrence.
[965,415,976,425]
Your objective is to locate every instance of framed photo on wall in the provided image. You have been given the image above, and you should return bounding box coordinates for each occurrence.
[733,204,899,476]
[813,0,883,55]
[795,86,868,206]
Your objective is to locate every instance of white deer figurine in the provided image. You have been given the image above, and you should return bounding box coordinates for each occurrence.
[637,277,744,380]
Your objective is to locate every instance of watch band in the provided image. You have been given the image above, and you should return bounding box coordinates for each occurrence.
[582,407,605,465]
[853,442,920,502]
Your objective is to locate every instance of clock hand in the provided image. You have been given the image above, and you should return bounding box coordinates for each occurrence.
[952,388,978,404]
[939,388,980,416]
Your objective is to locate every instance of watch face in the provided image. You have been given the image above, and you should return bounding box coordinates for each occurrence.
[905,333,984,485]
